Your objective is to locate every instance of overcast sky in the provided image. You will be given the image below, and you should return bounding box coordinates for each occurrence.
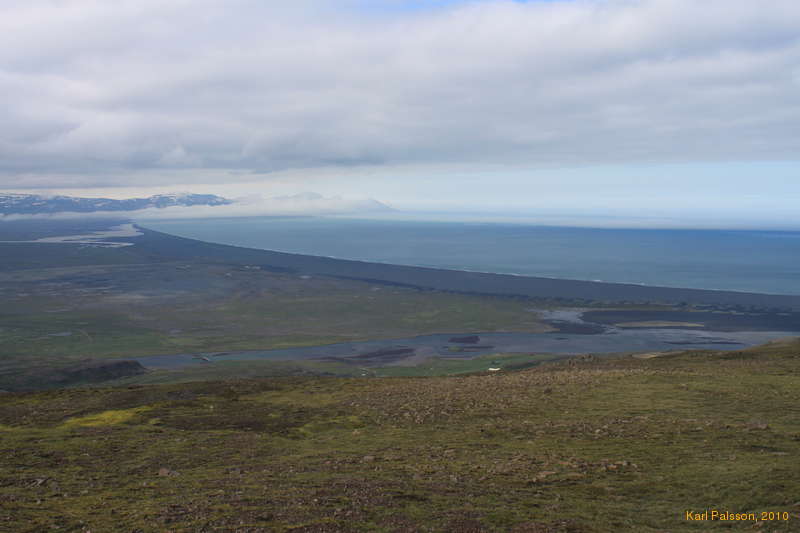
[2,0,799,226]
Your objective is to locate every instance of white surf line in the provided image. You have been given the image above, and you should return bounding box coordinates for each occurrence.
[0,223,143,248]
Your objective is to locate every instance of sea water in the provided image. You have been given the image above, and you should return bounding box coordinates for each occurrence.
[142,217,800,296]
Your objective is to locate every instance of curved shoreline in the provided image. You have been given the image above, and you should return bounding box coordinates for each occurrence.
[140,218,800,297]
[139,238,795,297]
[133,225,800,311]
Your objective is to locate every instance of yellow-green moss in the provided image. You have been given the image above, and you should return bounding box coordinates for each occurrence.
[1,341,799,532]
[61,406,151,428]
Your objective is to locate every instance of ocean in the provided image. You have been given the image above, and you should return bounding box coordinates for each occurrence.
[142,217,800,296]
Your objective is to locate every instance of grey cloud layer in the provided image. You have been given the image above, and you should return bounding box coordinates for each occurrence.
[2,0,799,188]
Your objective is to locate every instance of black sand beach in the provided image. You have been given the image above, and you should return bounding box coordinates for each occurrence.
[132,226,800,311]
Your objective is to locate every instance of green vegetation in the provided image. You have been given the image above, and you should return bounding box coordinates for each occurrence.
[60,406,152,429]
[3,219,799,530]
[93,353,567,388]
[372,352,560,377]
[2,340,799,531]
[0,262,554,390]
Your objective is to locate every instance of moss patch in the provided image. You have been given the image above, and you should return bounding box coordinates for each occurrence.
[60,406,151,428]
[1,341,799,531]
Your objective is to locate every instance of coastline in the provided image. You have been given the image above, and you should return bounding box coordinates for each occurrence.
[142,217,800,296]
[133,225,800,311]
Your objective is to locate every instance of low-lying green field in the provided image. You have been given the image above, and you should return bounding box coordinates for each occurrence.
[2,340,798,531]
[0,262,555,390]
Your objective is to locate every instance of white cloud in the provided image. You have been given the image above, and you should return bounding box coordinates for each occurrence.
[0,0,798,190]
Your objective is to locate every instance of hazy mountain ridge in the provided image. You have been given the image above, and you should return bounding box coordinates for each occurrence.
[0,193,231,215]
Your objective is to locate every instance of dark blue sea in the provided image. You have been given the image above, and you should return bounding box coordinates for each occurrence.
[142,217,800,296]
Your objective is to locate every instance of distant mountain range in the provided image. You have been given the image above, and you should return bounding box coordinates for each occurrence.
[0,193,232,215]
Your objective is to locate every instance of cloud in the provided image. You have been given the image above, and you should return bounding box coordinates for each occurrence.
[1,0,799,190]
[133,191,393,219]
[0,191,392,220]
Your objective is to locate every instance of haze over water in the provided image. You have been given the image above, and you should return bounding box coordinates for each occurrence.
[144,217,800,296]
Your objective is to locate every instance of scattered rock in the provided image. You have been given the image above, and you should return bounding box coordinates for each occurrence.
[449,335,480,344]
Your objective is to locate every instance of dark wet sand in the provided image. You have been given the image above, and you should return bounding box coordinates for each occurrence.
[583,310,800,332]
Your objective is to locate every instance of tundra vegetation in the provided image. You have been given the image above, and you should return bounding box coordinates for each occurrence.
[1,340,799,531]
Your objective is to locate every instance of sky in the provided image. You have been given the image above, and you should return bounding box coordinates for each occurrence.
[1,0,799,227]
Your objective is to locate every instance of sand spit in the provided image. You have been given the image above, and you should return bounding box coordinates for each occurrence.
[0,223,142,247]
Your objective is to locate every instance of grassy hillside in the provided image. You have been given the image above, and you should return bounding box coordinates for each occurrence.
[2,340,798,532]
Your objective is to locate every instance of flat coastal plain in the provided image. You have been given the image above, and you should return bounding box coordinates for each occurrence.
[3,219,799,390]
